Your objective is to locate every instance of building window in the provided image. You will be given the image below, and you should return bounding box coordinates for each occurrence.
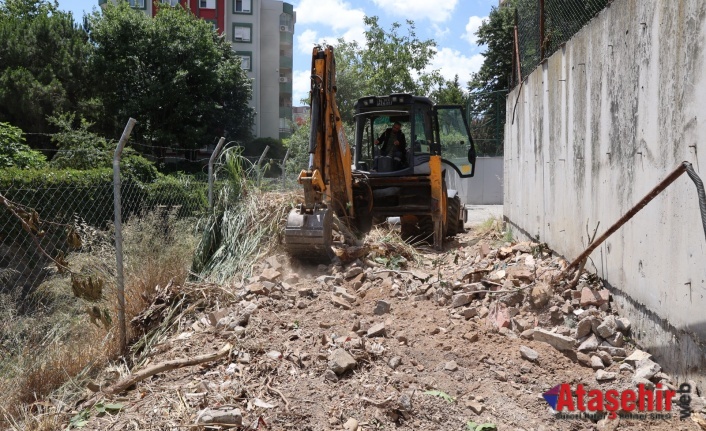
[199,0,215,9]
[129,0,146,9]
[234,0,251,13]
[232,23,252,42]
[235,51,252,71]
[160,0,179,6]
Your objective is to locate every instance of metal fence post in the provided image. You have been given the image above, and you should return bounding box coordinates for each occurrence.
[208,137,226,210]
[281,147,290,187]
[113,117,136,353]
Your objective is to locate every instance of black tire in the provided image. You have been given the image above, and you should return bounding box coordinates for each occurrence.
[401,215,434,244]
[446,195,462,236]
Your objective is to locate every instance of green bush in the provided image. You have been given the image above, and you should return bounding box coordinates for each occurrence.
[0,122,47,169]
[143,174,208,217]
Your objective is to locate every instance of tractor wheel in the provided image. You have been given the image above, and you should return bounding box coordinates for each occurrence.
[446,195,462,236]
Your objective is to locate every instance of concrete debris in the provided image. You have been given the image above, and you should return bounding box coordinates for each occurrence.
[615,317,631,332]
[444,361,459,372]
[374,300,391,315]
[196,407,243,426]
[624,349,652,367]
[595,315,617,338]
[575,317,593,339]
[260,268,281,282]
[345,267,364,279]
[595,369,617,381]
[451,293,474,308]
[530,283,552,308]
[328,349,357,375]
[463,331,479,342]
[633,359,661,381]
[343,418,359,431]
[532,328,576,352]
[367,322,386,338]
[590,355,605,370]
[577,334,599,352]
[519,345,539,362]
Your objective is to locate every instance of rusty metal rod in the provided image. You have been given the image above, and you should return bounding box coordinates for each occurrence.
[557,161,690,281]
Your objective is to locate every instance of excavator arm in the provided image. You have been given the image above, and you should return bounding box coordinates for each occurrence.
[285,45,355,261]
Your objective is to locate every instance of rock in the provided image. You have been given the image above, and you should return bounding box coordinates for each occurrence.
[519,345,539,362]
[197,407,243,426]
[328,349,357,375]
[633,378,655,390]
[619,363,634,373]
[575,318,593,339]
[506,265,534,283]
[331,295,353,310]
[247,282,270,295]
[461,307,478,319]
[597,345,627,358]
[478,243,491,258]
[451,293,474,308]
[533,328,576,352]
[374,300,391,315]
[468,400,485,415]
[595,369,617,381]
[398,393,413,411]
[444,361,459,371]
[605,332,624,347]
[624,349,652,367]
[463,331,479,342]
[345,267,364,279]
[488,304,511,329]
[520,329,535,340]
[597,415,620,431]
[530,283,552,309]
[633,359,661,381]
[576,352,592,367]
[615,317,631,332]
[512,242,533,253]
[343,418,359,431]
[334,286,356,303]
[577,334,599,352]
[596,350,613,366]
[549,306,564,321]
[493,369,507,381]
[478,306,489,318]
[367,322,386,338]
[580,287,610,307]
[590,356,605,370]
[323,369,339,382]
[500,290,524,307]
[298,287,314,297]
[595,316,617,338]
[260,268,281,282]
[389,356,402,370]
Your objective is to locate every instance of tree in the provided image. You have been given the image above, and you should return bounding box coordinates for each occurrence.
[467,3,514,156]
[88,3,254,155]
[0,122,46,168]
[432,75,466,105]
[330,16,443,124]
[0,0,95,146]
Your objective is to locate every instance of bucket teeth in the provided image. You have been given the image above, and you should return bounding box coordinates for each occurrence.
[284,207,334,263]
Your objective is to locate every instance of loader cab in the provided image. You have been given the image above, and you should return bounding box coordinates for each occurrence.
[353,93,476,178]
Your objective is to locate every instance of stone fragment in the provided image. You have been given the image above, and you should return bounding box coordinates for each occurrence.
[197,407,243,426]
[506,265,534,283]
[605,332,624,347]
[389,356,402,370]
[463,332,479,342]
[590,356,605,370]
[576,352,592,367]
[493,370,507,381]
[260,268,281,282]
[595,316,617,339]
[520,329,535,340]
[374,300,391,315]
[633,359,661,381]
[343,418,359,431]
[323,369,338,382]
[328,349,357,375]
[530,283,552,308]
[345,267,364,279]
[451,293,474,308]
[298,286,314,297]
[331,295,353,310]
[619,363,634,373]
[597,345,627,358]
[577,334,599,352]
[633,378,655,390]
[488,304,511,329]
[615,317,631,332]
[247,282,269,295]
[519,345,539,362]
[624,349,652,367]
[461,307,478,319]
[595,369,617,381]
[533,328,576,352]
[575,318,593,339]
[580,287,609,307]
[334,286,356,303]
[265,255,283,270]
[596,350,613,366]
[468,400,485,415]
[367,322,386,338]
[478,306,489,318]
[444,361,458,371]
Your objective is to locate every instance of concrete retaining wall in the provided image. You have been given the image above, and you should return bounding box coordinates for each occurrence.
[505,0,706,388]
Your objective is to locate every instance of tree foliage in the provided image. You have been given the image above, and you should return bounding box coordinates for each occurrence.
[0,0,95,141]
[0,121,46,168]
[331,16,443,124]
[88,2,254,153]
[432,75,467,105]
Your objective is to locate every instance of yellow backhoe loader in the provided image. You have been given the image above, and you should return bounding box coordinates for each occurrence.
[285,45,477,261]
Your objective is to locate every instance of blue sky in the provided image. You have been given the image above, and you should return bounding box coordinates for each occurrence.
[55,0,498,104]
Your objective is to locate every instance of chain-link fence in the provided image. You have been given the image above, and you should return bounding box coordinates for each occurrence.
[467,90,509,157]
[515,0,611,86]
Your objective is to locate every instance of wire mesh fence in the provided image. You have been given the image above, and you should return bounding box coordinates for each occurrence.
[515,0,611,85]
[467,90,509,157]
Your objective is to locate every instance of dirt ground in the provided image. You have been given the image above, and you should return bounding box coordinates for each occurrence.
[75,222,706,431]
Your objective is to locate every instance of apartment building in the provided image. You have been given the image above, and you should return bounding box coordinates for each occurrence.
[100,0,295,139]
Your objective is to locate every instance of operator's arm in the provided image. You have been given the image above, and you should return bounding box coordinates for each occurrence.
[375,130,388,145]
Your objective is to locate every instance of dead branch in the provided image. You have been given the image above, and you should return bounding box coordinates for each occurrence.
[266,378,290,412]
[102,343,232,395]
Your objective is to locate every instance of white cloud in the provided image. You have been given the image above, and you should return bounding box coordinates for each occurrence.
[292,69,313,107]
[370,0,458,22]
[294,0,365,31]
[462,15,487,46]
[296,26,366,54]
[428,47,484,85]
[432,24,450,39]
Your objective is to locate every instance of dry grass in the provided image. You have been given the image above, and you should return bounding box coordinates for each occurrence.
[0,210,199,430]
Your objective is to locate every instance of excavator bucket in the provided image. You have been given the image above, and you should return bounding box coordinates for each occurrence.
[284,207,335,262]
